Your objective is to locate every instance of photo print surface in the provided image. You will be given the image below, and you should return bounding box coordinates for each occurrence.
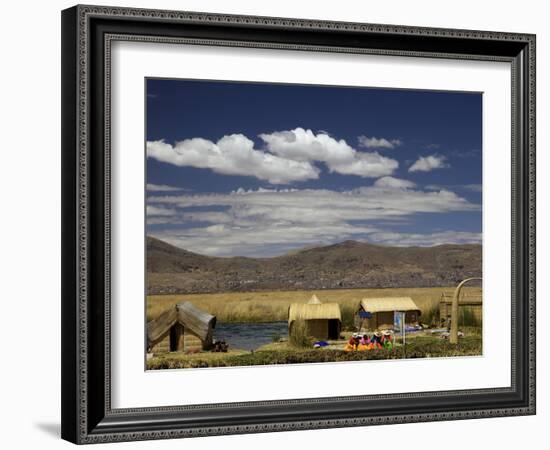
[145,78,483,370]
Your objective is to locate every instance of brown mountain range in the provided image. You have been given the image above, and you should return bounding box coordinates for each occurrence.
[146,236,482,295]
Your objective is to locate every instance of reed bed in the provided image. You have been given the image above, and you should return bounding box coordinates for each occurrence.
[147,286,482,324]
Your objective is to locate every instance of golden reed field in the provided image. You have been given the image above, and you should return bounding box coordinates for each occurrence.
[147,286,482,325]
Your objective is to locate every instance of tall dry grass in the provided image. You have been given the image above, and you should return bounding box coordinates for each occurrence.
[458,307,481,327]
[421,305,441,327]
[288,320,313,348]
[147,286,482,324]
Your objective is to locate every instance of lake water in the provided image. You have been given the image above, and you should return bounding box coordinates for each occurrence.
[214,321,288,351]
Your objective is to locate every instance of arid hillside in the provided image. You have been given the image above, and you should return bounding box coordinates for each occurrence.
[147,236,482,294]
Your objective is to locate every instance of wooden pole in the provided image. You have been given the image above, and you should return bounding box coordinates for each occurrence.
[402,312,406,346]
[450,277,482,344]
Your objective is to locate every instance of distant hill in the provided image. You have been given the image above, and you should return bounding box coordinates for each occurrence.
[146,236,482,294]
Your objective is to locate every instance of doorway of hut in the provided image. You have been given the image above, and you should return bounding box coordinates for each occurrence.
[328,319,340,339]
[169,324,183,351]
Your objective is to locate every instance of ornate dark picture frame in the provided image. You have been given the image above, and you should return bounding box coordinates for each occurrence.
[61,4,536,444]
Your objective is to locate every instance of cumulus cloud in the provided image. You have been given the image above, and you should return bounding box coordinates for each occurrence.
[148,185,480,256]
[358,135,402,149]
[260,128,354,163]
[259,128,398,178]
[148,128,399,183]
[147,135,319,185]
[409,154,450,172]
[373,176,416,189]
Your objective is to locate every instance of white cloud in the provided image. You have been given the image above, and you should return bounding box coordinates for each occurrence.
[150,186,477,223]
[358,135,402,149]
[426,183,482,192]
[146,183,187,192]
[148,185,480,256]
[425,184,444,191]
[146,205,180,225]
[409,154,450,172]
[146,205,178,217]
[463,184,482,192]
[259,128,398,178]
[373,176,416,189]
[147,135,319,185]
[148,128,399,182]
[329,153,399,178]
[367,231,482,247]
[260,128,354,163]
[152,221,376,257]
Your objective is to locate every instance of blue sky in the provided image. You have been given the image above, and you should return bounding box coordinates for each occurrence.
[146,78,482,257]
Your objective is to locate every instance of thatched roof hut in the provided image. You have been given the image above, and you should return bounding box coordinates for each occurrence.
[176,302,216,341]
[356,297,421,331]
[359,297,420,313]
[307,294,322,305]
[147,302,216,354]
[288,299,341,340]
[439,290,482,327]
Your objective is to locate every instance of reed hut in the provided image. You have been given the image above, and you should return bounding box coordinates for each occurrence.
[356,297,421,331]
[307,294,322,305]
[147,302,216,354]
[439,290,482,327]
[288,296,341,340]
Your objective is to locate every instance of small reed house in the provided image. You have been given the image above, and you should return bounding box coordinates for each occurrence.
[355,297,421,331]
[147,302,216,354]
[439,290,482,327]
[288,295,342,340]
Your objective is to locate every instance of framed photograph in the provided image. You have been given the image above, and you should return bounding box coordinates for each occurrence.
[61,5,536,444]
